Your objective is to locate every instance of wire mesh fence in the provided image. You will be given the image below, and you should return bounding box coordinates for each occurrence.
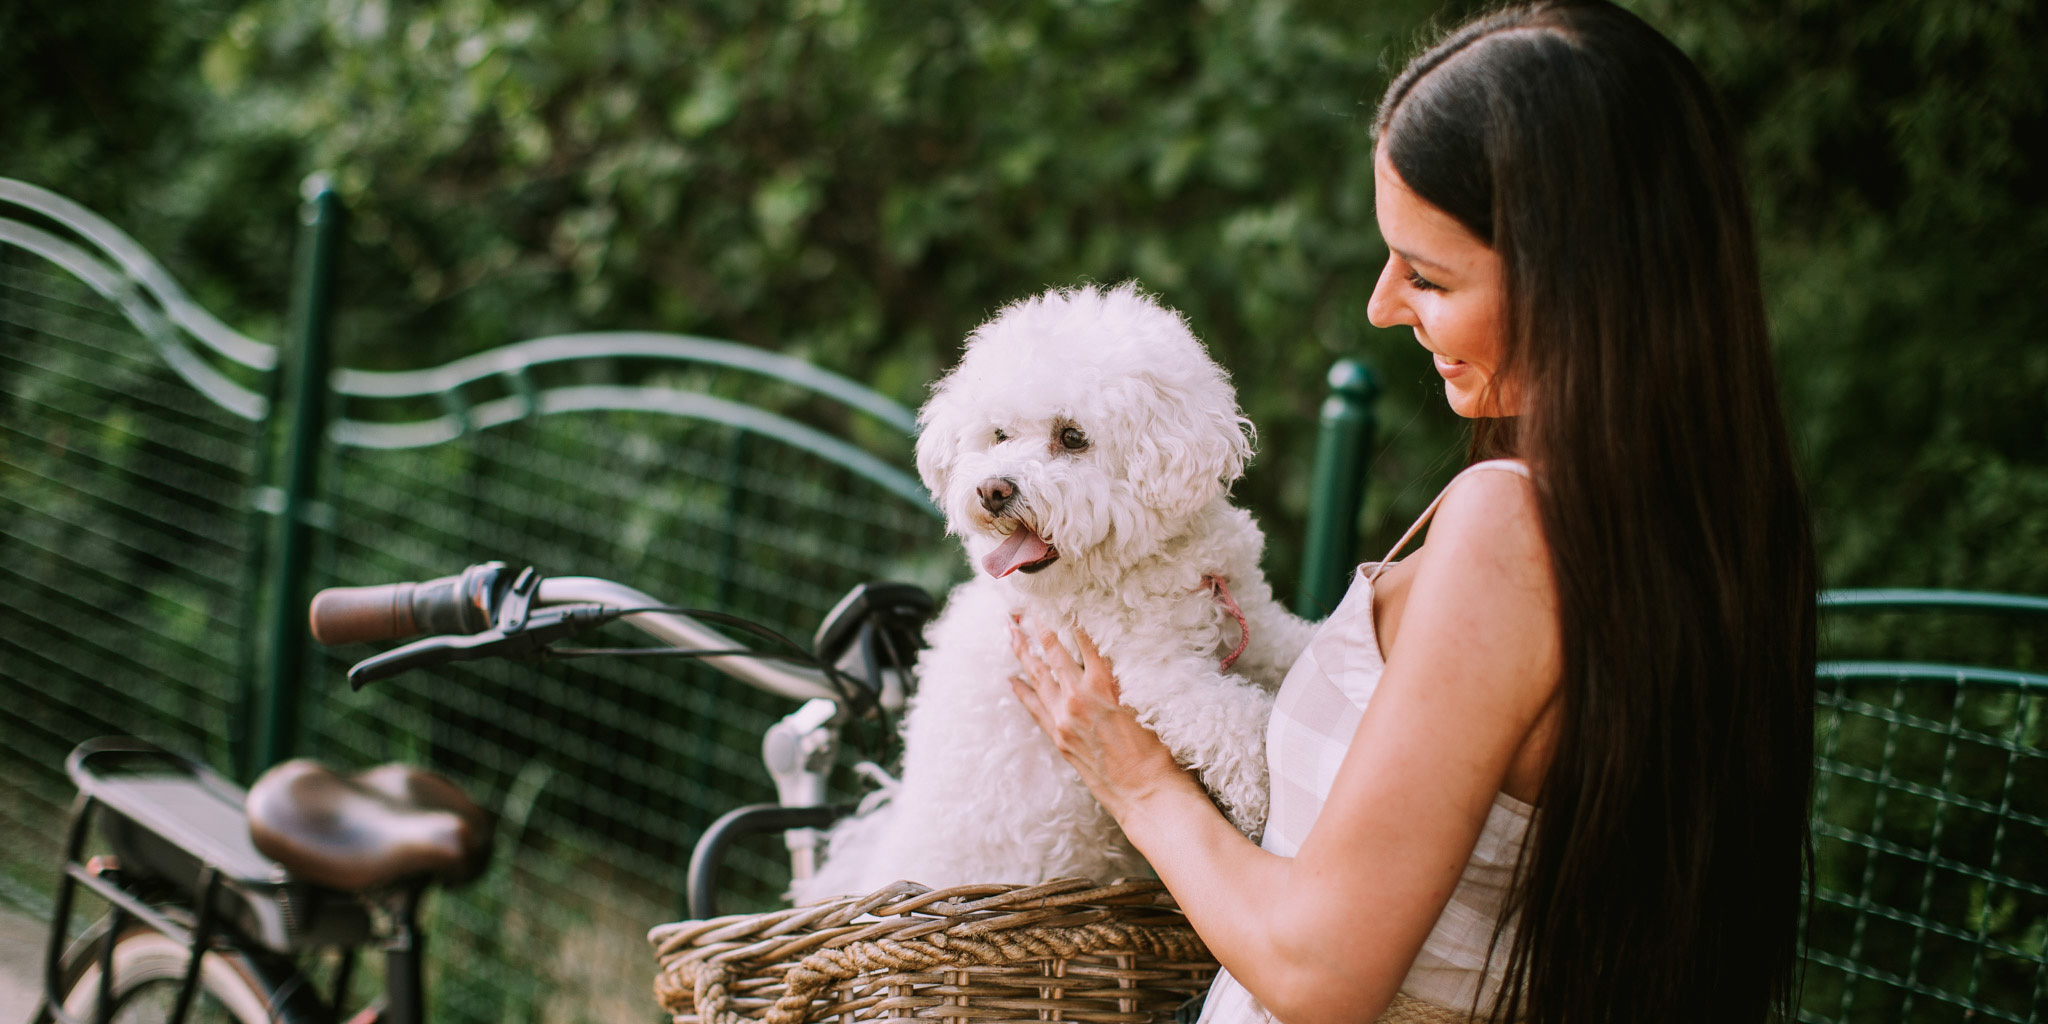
[1802,674,2048,1023]
[0,178,954,1024]
[4,177,2045,1023]
[303,411,950,1022]
[1800,597,2048,1023]
[0,242,265,913]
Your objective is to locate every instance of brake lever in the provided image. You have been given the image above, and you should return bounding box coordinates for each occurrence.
[347,604,622,689]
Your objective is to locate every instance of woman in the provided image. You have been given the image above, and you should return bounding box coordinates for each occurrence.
[1006,3,1817,1022]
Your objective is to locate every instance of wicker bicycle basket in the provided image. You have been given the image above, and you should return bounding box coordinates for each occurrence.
[649,878,1217,1024]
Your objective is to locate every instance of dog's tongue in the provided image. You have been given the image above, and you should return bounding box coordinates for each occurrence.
[983,525,1054,578]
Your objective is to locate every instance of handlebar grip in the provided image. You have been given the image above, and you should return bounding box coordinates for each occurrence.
[310,564,505,645]
[310,582,426,646]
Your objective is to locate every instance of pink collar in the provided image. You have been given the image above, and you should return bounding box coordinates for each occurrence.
[1201,574,1251,672]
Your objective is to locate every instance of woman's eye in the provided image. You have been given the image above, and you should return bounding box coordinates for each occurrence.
[993,429,1009,443]
[1405,268,1442,292]
[1059,426,1089,451]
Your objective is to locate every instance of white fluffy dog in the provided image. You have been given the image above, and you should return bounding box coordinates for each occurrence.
[794,282,1315,902]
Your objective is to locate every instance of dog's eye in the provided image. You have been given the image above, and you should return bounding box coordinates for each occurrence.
[1059,426,1089,451]
[993,428,1009,444]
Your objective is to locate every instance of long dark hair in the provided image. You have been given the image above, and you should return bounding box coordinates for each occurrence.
[1373,3,1816,1022]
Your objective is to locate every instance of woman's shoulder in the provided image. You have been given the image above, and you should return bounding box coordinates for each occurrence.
[1389,459,1561,801]
[1417,464,1556,638]
[1372,459,1554,688]
[1427,459,1547,573]
[1459,457,1533,481]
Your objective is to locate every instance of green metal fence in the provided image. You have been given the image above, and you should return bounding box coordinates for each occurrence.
[304,350,949,1020]
[0,177,950,1023]
[1800,592,2048,1022]
[1,178,274,912]
[2,176,2042,1023]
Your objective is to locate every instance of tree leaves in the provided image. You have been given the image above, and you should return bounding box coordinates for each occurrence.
[7,0,2042,600]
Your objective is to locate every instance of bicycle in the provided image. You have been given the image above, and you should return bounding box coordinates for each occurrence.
[33,561,932,1024]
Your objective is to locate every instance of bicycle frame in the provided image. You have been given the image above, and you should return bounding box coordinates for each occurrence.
[39,571,917,1021]
[43,789,226,1024]
[536,576,907,902]
[43,740,361,1024]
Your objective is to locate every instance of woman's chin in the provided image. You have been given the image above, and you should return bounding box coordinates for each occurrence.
[1445,386,1486,418]
[1444,379,1519,419]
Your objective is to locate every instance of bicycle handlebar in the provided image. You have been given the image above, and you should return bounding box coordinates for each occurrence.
[309,568,864,708]
[537,576,851,705]
[309,563,506,646]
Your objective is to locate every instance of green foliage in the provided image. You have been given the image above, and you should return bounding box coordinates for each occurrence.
[1644,0,2048,596]
[5,3,2044,1020]
[10,0,2040,597]
[8,0,1475,599]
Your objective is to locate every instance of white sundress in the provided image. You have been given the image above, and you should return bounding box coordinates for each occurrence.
[1197,459,1537,1023]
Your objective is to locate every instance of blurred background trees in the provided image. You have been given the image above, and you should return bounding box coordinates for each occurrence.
[7,0,2044,598]
[7,4,2043,1019]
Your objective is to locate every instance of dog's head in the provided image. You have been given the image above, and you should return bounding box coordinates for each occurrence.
[915,282,1254,587]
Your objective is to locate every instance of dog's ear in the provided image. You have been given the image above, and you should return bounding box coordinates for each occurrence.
[1121,369,1255,519]
[914,367,969,502]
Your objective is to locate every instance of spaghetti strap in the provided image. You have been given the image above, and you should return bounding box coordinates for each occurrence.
[1366,459,1532,583]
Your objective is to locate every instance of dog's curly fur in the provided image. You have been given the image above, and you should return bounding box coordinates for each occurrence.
[794,283,1315,902]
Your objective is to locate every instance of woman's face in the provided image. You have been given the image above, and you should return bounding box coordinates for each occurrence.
[1367,151,1515,418]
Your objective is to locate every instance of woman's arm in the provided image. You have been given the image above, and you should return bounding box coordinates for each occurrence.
[1010,469,1560,1024]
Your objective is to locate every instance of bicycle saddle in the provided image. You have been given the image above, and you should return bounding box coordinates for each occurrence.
[246,760,493,892]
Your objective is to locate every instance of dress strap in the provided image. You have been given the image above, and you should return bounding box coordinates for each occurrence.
[1366,459,1531,583]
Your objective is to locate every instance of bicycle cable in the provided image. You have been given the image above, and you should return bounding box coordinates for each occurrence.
[539,605,879,737]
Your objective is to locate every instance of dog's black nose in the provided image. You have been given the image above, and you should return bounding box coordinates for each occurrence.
[978,478,1017,514]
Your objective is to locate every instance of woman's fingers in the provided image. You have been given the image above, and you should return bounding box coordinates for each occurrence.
[1006,624,1066,749]
[1034,627,1081,678]
[1009,674,1049,726]
[1007,619,1038,669]
[1008,621,1051,672]
[1066,627,1120,701]
[1004,619,1175,816]
[1010,618,1121,710]
[1074,627,1103,662]
[1011,616,1082,688]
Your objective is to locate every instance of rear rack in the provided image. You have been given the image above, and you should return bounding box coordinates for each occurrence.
[45,739,373,1024]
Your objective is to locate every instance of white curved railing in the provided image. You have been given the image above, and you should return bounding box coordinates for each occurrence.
[0,184,273,420]
[0,177,932,512]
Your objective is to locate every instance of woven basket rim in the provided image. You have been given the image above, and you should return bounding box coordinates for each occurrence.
[651,878,1216,1024]
[651,878,1184,949]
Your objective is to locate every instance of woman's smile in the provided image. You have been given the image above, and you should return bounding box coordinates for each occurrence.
[1367,152,1513,416]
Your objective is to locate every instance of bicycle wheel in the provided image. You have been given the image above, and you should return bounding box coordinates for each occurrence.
[50,926,315,1024]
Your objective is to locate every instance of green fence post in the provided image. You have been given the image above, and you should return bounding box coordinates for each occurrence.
[255,175,342,771]
[1295,359,1379,619]
[230,366,283,781]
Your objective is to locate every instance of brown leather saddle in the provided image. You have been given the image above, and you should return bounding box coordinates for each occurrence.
[247,760,493,892]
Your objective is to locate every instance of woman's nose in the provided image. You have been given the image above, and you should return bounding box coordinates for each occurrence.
[1366,256,1411,330]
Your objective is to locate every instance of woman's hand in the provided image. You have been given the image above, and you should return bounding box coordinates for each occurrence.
[1006,618,1187,820]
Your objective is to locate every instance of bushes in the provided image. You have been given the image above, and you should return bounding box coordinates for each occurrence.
[8,0,2043,602]
[8,4,2042,1019]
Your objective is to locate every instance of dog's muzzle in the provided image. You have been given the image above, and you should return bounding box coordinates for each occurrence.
[977,477,1017,515]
